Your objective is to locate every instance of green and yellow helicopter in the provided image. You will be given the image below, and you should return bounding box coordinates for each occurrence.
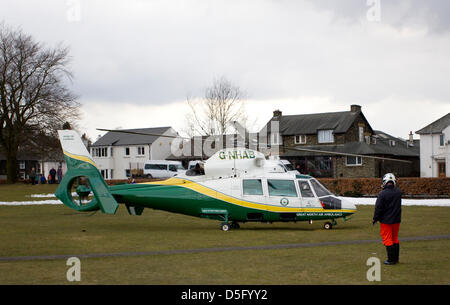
[55,130,357,231]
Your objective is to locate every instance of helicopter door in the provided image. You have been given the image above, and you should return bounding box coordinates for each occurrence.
[265,179,301,208]
[297,180,320,208]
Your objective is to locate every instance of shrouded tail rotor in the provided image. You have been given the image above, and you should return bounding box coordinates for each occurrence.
[55,130,119,214]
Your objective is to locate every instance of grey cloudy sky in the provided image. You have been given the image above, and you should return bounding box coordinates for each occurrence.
[1,0,449,140]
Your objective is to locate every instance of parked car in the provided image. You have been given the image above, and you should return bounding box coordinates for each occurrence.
[143,160,185,178]
[187,160,204,170]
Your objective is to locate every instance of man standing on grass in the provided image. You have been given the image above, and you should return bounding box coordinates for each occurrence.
[372,173,402,265]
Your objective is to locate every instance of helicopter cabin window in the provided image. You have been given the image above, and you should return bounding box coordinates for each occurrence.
[346,156,362,166]
[298,181,315,197]
[267,179,297,197]
[243,179,264,196]
[310,179,332,197]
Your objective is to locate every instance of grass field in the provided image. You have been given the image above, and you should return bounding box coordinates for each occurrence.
[0,183,449,285]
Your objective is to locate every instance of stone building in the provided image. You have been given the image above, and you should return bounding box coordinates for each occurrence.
[261,105,419,178]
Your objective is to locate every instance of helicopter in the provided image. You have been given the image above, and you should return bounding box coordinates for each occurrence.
[55,129,357,231]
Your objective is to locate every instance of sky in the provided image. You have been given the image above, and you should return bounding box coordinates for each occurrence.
[1,0,449,141]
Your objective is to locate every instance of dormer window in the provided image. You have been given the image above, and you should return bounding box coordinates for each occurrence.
[318,130,334,143]
[389,140,396,147]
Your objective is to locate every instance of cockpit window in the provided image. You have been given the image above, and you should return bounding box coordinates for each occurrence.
[298,181,315,198]
[243,179,264,196]
[310,179,332,197]
[283,163,294,171]
[267,179,297,197]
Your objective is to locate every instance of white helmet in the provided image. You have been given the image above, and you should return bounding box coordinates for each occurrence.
[382,173,396,187]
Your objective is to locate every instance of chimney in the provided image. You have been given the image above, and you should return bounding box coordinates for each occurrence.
[273,109,282,117]
[408,131,413,142]
[350,105,361,112]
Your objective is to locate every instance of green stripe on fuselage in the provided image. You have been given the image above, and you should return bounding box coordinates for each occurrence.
[108,183,354,222]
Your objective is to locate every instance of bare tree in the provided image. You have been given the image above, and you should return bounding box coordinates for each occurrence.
[0,24,80,183]
[185,76,247,136]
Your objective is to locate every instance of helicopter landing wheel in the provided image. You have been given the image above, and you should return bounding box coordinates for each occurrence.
[323,222,333,230]
[230,221,240,229]
[221,222,231,231]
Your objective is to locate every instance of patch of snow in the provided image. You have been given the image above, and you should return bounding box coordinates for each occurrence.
[0,200,62,206]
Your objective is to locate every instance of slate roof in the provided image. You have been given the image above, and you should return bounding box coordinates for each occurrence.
[92,127,173,147]
[416,113,450,134]
[264,110,372,135]
[283,130,419,158]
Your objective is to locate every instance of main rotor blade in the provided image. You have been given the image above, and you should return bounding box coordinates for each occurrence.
[285,147,412,163]
[96,128,190,140]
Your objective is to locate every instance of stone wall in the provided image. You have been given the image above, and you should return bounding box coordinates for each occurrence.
[319,177,450,198]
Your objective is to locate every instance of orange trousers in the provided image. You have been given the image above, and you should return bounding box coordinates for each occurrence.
[380,223,400,246]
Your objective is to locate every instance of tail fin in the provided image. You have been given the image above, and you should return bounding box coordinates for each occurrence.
[55,130,119,214]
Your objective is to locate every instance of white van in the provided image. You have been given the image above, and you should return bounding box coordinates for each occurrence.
[143,160,185,178]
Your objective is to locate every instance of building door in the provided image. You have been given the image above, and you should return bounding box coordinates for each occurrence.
[438,162,446,177]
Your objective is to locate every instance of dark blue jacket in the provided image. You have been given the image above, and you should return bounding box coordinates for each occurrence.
[373,184,402,224]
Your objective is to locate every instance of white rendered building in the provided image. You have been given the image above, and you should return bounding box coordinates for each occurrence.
[416,113,450,177]
[91,127,178,180]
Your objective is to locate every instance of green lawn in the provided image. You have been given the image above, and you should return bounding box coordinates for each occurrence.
[0,183,449,284]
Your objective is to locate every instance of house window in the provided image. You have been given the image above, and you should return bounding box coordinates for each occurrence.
[365,136,371,144]
[137,146,145,155]
[125,147,130,156]
[389,140,396,147]
[318,130,334,143]
[440,134,445,147]
[346,156,362,166]
[294,135,306,144]
[19,161,26,170]
[359,126,364,142]
[101,147,108,157]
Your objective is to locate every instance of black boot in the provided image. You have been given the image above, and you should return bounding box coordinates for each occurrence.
[384,245,396,265]
[393,243,400,263]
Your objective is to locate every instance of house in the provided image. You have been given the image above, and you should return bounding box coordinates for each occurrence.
[0,133,66,182]
[416,113,450,177]
[90,127,178,180]
[261,105,419,178]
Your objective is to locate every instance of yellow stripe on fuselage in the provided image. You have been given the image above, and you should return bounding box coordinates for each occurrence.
[143,177,356,214]
[63,150,97,168]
